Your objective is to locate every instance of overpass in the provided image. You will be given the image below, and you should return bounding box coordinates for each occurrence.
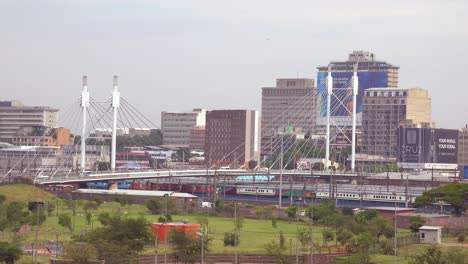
[36,167,457,186]
[36,169,354,185]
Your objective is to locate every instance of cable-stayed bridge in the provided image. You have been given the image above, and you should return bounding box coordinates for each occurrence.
[3,68,430,194]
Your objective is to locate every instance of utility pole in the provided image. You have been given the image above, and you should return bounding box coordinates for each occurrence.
[234,202,238,264]
[393,192,397,264]
[33,201,44,264]
[310,194,314,264]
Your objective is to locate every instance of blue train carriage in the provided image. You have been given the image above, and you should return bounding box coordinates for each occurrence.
[117,181,132,189]
[85,182,109,189]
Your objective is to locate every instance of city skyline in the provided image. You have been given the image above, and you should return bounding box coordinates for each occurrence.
[1,0,466,129]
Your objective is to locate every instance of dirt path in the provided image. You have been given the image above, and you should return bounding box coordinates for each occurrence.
[440,242,468,248]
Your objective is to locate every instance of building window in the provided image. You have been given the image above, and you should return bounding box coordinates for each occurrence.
[421,233,425,239]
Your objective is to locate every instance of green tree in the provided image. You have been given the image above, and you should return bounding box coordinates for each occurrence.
[97,212,112,226]
[174,148,192,162]
[264,240,290,264]
[297,228,312,249]
[64,199,78,216]
[378,239,394,255]
[59,213,73,232]
[46,202,56,216]
[414,183,468,216]
[306,201,336,225]
[408,215,425,234]
[368,216,393,242]
[223,232,238,246]
[0,205,7,232]
[114,195,134,206]
[145,198,162,214]
[0,241,22,264]
[64,242,98,264]
[6,201,30,232]
[409,244,445,264]
[322,229,335,243]
[0,194,6,204]
[215,199,225,214]
[286,206,298,219]
[337,228,354,244]
[28,209,46,226]
[196,216,209,233]
[445,248,465,264]
[75,214,152,263]
[169,229,209,263]
[354,209,377,224]
[272,218,278,229]
[279,230,285,248]
[85,211,93,226]
[234,217,244,231]
[341,207,354,216]
[93,239,136,264]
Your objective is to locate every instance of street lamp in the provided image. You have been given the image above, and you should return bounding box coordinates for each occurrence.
[163,192,174,264]
[196,232,204,264]
[33,201,44,264]
[392,191,397,264]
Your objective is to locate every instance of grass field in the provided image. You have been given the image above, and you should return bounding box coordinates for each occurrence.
[1,184,467,263]
[0,184,56,202]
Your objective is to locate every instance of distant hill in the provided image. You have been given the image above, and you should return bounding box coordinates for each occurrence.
[0,184,56,202]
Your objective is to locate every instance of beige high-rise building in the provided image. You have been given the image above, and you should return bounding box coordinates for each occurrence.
[0,101,58,142]
[161,108,206,147]
[362,87,432,158]
[260,78,316,157]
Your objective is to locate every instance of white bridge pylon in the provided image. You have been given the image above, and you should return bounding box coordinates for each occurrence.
[325,64,358,172]
[80,75,120,175]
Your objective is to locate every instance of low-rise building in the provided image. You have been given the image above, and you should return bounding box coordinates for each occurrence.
[0,101,58,142]
[419,226,442,244]
[161,108,207,147]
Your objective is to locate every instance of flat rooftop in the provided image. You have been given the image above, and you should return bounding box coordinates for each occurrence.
[364,207,416,212]
[74,189,197,199]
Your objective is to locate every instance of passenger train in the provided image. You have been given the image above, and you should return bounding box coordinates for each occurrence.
[235,187,415,203]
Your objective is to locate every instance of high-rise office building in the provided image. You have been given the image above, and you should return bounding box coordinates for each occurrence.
[189,126,206,150]
[317,51,399,125]
[458,125,468,172]
[260,78,316,157]
[0,101,58,142]
[205,110,258,167]
[161,108,206,147]
[362,87,432,158]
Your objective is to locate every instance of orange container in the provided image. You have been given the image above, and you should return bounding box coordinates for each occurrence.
[151,223,200,241]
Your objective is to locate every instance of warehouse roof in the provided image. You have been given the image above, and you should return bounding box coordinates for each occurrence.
[74,189,197,198]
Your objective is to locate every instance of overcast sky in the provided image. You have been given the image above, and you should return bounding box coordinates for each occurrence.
[1,0,467,129]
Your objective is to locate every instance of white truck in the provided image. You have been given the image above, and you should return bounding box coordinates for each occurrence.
[201,202,213,208]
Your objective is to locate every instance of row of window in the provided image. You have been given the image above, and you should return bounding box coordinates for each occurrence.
[365,91,407,97]
[364,99,406,104]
